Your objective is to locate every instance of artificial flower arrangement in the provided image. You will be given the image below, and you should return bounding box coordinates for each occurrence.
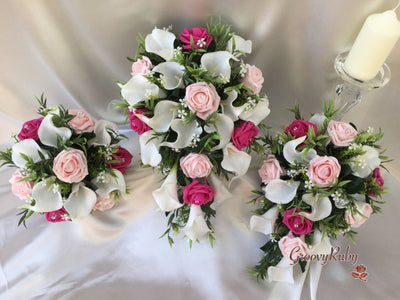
[249,101,387,281]
[0,95,132,225]
[115,19,270,246]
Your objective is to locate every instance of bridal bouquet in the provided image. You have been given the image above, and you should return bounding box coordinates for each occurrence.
[116,19,270,245]
[249,101,387,281]
[0,95,131,225]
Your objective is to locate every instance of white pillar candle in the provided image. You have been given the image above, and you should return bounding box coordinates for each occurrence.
[344,10,400,81]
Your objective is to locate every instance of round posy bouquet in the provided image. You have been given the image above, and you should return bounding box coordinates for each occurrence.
[249,101,387,281]
[116,19,270,245]
[0,95,131,225]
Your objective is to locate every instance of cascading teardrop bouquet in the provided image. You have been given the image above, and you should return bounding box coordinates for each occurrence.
[116,19,271,246]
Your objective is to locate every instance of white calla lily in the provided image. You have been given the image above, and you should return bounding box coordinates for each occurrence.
[200,51,238,81]
[298,193,332,221]
[350,145,381,178]
[153,62,185,90]
[239,97,271,125]
[204,114,234,151]
[268,257,295,284]
[89,120,119,146]
[63,183,97,219]
[152,168,183,211]
[250,205,279,235]
[38,114,72,148]
[145,28,175,61]
[161,120,202,149]
[226,34,252,54]
[121,74,165,106]
[92,169,126,198]
[221,143,251,182]
[182,204,210,241]
[283,136,317,165]
[309,113,327,128]
[11,139,49,169]
[139,130,163,167]
[264,179,300,204]
[220,90,242,121]
[27,180,63,212]
[208,173,232,206]
[136,100,178,133]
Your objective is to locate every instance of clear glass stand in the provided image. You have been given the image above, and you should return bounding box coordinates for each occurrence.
[333,51,391,120]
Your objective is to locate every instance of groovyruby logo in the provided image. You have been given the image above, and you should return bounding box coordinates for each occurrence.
[351,264,368,282]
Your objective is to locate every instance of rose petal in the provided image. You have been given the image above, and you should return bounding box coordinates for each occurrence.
[91,169,126,198]
[239,97,271,125]
[182,204,210,241]
[136,100,178,133]
[160,120,202,149]
[89,120,119,146]
[221,143,251,182]
[63,183,97,219]
[38,114,72,148]
[250,205,279,235]
[11,139,49,169]
[263,179,300,204]
[121,74,164,106]
[200,51,238,80]
[220,90,242,121]
[139,130,163,167]
[299,193,332,221]
[152,168,183,211]
[283,136,317,165]
[153,62,185,90]
[145,28,175,61]
[226,34,252,54]
[27,180,63,212]
[204,113,234,151]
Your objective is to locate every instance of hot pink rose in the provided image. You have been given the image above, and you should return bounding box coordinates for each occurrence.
[232,121,259,150]
[92,193,116,212]
[368,168,384,197]
[239,64,264,95]
[344,202,373,228]
[285,120,318,140]
[307,155,341,188]
[68,109,96,134]
[185,82,220,120]
[278,232,308,261]
[180,153,213,179]
[282,208,313,235]
[128,108,152,135]
[131,56,153,76]
[179,27,213,50]
[45,208,70,223]
[108,146,133,173]
[258,154,285,184]
[17,117,43,141]
[327,120,357,147]
[182,179,215,205]
[53,148,89,183]
[9,170,33,200]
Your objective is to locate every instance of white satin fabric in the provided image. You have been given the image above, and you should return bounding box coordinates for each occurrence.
[1,1,400,299]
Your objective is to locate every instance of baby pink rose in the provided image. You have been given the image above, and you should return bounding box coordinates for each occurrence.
[344,202,373,228]
[9,170,33,200]
[92,193,116,212]
[279,232,308,261]
[185,82,220,120]
[258,154,285,184]
[131,56,153,76]
[182,179,215,205]
[307,155,341,188]
[282,208,313,235]
[53,148,89,183]
[108,146,133,173]
[179,27,213,50]
[232,121,259,150]
[17,117,43,141]
[327,120,357,147]
[68,109,96,134]
[128,108,152,135]
[239,64,264,95]
[45,208,70,223]
[180,153,213,178]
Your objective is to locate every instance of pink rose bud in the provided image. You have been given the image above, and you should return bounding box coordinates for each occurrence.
[92,193,116,212]
[108,146,133,173]
[17,117,43,141]
[232,120,259,150]
[53,148,89,183]
[285,120,318,140]
[278,232,308,261]
[239,64,264,95]
[128,108,152,135]
[182,179,215,205]
[344,202,373,228]
[185,82,220,120]
[327,120,357,147]
[282,208,313,235]
[258,154,285,184]
[68,109,96,134]
[307,155,341,188]
[180,153,213,178]
[179,27,213,50]
[372,168,384,187]
[131,56,153,76]
[9,170,33,200]
[45,208,70,223]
